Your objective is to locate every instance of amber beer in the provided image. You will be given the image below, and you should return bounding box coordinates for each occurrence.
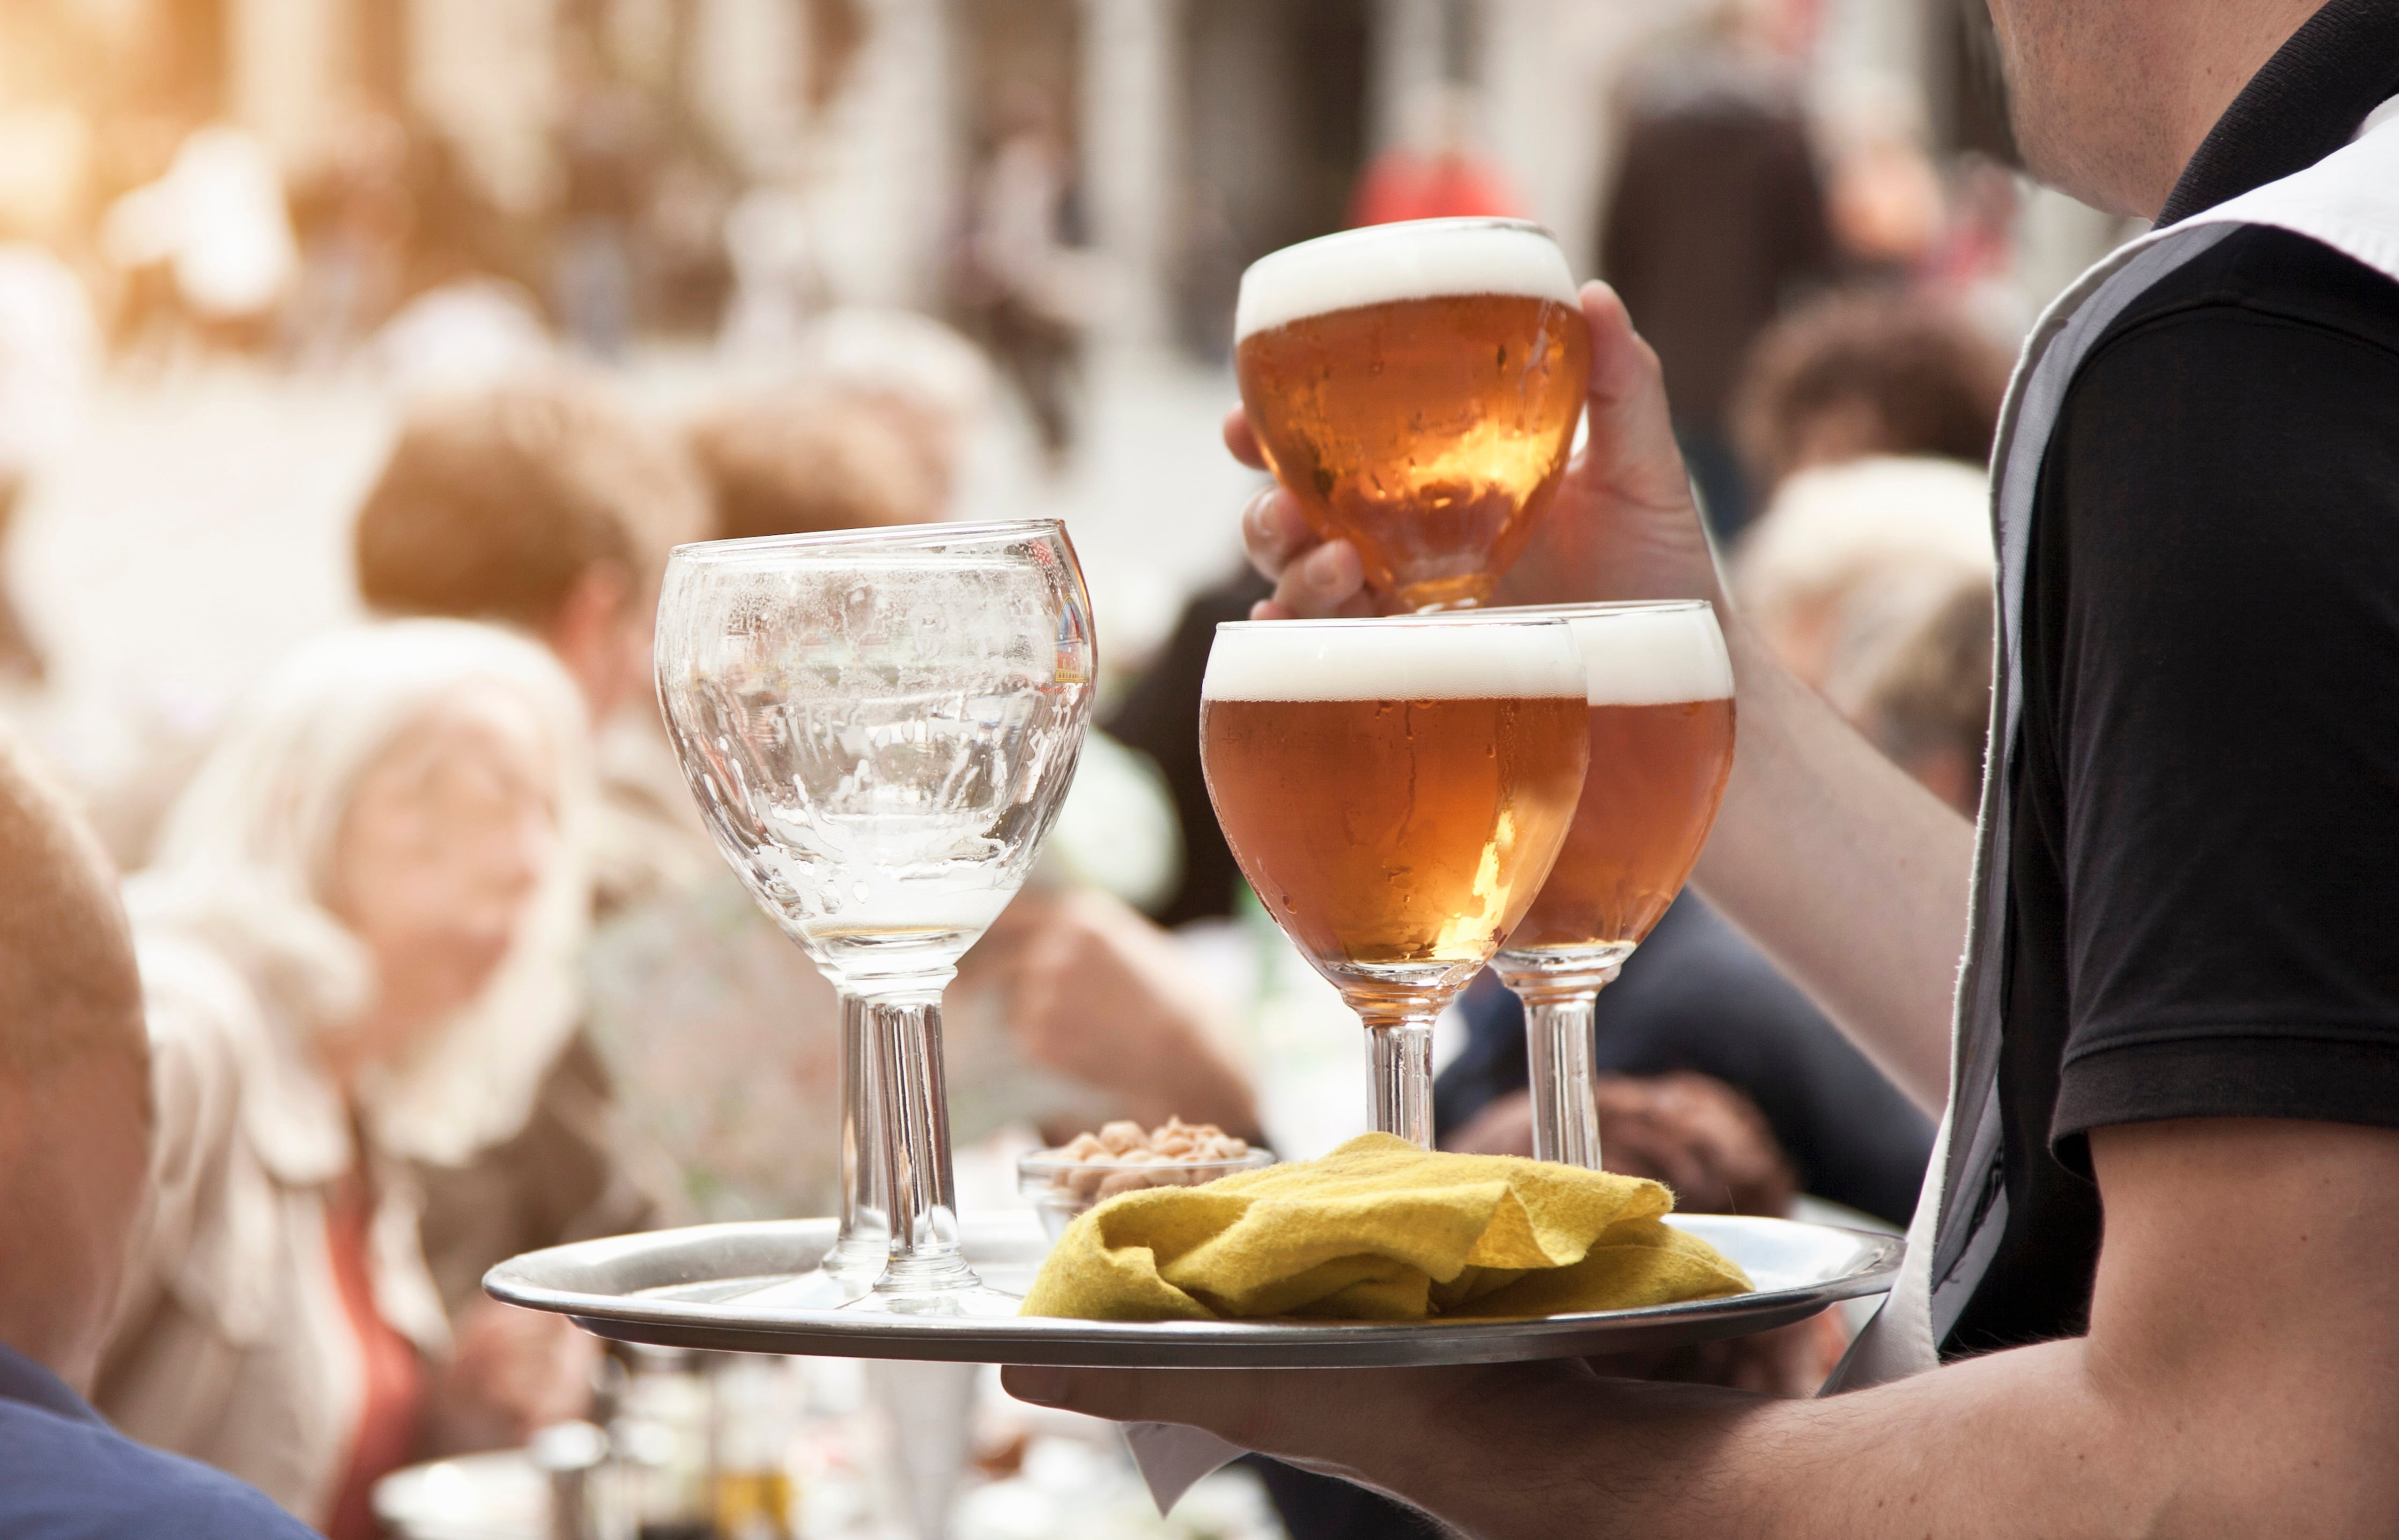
[1235,219,1593,613]
[1485,602,1733,1171]
[1199,618,1588,996]
[1504,603,1735,957]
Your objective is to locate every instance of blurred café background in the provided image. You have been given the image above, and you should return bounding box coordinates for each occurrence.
[0,0,2131,1536]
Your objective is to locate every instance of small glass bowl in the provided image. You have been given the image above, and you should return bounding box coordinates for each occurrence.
[1017,1145,1277,1241]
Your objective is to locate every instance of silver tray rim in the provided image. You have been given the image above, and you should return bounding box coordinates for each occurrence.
[485,1212,1901,1368]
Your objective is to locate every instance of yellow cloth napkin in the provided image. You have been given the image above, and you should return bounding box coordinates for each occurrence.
[1019,1132,1753,1323]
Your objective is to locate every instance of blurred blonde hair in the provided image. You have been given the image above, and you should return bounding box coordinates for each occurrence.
[1730,454,1991,691]
[130,619,595,1165]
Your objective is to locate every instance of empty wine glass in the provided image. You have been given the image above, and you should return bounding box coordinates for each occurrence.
[656,520,1095,1313]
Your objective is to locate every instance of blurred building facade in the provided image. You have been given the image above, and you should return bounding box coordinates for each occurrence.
[1,0,2100,360]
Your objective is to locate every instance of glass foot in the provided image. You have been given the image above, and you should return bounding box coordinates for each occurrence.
[839,1280,1023,1319]
[721,1262,880,1311]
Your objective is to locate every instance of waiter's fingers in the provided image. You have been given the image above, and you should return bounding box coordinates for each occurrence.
[1223,407,1268,470]
[1267,538,1373,619]
[1241,485,1315,578]
[1568,282,1702,517]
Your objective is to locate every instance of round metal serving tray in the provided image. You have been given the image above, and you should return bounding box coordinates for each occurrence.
[486,1211,1899,1368]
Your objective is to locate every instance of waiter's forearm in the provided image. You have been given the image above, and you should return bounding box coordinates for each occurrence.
[1329,1341,2144,1540]
[1691,617,1971,1112]
[1012,1124,2399,1536]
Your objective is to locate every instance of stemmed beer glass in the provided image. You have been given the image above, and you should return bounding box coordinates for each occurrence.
[1487,603,1735,1167]
[656,521,1095,1313]
[1198,617,1589,1144]
[1235,218,1591,612]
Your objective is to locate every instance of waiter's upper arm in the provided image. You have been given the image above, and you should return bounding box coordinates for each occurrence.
[2079,1116,2399,1532]
[2044,249,2399,1147]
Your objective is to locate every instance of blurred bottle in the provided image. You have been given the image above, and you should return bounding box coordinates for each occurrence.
[711,1357,798,1540]
[613,1348,714,1540]
[528,1420,610,1540]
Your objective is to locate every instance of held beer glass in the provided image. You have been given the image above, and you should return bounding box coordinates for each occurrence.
[1199,617,1588,1144]
[656,521,1095,1313]
[1235,218,1591,612]
[1491,603,1735,1168]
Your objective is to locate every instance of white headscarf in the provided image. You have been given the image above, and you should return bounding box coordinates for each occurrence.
[131,619,595,1167]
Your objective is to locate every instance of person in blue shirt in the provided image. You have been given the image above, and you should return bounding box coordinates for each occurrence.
[0,730,317,1540]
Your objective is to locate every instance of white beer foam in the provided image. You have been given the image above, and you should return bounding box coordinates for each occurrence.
[1406,603,1735,705]
[1560,605,1734,706]
[1235,219,1580,343]
[1203,618,1588,704]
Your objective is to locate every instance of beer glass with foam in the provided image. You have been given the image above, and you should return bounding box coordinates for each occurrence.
[1235,218,1593,613]
[656,521,1094,1314]
[1200,617,1589,1144]
[1489,602,1735,1168]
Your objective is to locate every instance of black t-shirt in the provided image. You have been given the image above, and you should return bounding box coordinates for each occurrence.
[1945,224,2399,1354]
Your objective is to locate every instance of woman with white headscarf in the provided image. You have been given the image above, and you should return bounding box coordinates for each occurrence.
[94,620,598,1538]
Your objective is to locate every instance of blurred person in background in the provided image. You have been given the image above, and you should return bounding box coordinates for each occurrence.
[1728,454,1994,693]
[282,110,415,371]
[368,274,558,396]
[1348,84,1525,227]
[717,184,825,359]
[99,125,297,359]
[0,730,321,1538]
[785,306,997,507]
[1819,76,1951,284]
[1731,286,2013,502]
[963,91,1091,469]
[352,384,702,1313]
[0,240,97,684]
[688,387,947,539]
[97,621,604,1536]
[1597,0,1837,542]
[550,38,655,363]
[1834,576,1996,817]
[355,380,714,913]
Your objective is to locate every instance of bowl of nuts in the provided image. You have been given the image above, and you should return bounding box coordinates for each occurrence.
[1017,1117,1275,1241]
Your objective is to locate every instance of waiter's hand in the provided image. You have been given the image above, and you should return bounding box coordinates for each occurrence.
[1234,282,1721,618]
[1005,1120,2399,1538]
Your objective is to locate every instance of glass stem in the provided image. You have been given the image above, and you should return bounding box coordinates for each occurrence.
[863,983,979,1295]
[827,990,890,1278]
[1360,1014,1437,1148]
[1524,988,1604,1168]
